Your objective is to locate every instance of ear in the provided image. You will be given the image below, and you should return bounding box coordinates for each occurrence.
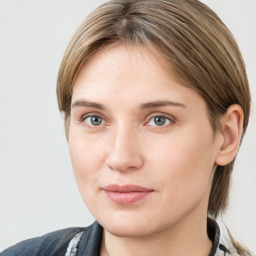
[215,104,244,166]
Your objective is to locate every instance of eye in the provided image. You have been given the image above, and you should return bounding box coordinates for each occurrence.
[147,115,172,127]
[83,115,105,127]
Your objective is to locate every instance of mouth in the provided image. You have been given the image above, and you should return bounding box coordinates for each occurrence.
[102,184,154,205]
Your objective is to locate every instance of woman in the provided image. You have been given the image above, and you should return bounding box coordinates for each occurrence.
[1,0,253,255]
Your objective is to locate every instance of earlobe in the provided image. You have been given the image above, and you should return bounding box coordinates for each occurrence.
[215,104,244,166]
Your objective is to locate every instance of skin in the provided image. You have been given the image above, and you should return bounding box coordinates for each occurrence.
[68,44,242,256]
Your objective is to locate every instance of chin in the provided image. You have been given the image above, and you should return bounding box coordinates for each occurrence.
[97,211,164,238]
[105,222,155,238]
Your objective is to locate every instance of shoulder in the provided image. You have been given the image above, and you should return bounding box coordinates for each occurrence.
[0,227,85,256]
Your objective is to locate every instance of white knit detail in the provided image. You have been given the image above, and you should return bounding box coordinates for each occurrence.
[218,221,239,256]
[65,231,83,256]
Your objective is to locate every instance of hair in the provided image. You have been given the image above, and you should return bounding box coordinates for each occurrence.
[57,0,251,254]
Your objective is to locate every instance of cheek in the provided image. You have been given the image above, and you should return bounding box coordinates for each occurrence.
[150,127,216,203]
[68,136,106,215]
[68,132,106,191]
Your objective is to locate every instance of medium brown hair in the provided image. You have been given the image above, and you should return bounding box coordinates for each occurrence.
[57,0,251,252]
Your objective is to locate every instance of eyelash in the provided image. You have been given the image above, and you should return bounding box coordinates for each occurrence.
[79,113,175,129]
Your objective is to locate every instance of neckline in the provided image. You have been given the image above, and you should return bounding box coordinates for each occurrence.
[78,218,223,256]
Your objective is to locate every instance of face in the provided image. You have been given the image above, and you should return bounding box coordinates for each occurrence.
[69,44,221,237]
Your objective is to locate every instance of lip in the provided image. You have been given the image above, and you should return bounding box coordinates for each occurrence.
[102,184,154,205]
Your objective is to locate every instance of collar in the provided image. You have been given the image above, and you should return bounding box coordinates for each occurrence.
[208,217,239,256]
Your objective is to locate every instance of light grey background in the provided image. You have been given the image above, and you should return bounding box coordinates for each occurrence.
[0,0,255,252]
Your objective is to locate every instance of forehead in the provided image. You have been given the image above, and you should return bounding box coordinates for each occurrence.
[72,43,204,109]
[74,43,172,86]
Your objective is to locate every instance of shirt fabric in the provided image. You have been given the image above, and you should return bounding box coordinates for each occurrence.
[0,218,242,256]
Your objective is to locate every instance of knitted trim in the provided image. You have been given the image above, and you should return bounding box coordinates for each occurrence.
[65,231,84,256]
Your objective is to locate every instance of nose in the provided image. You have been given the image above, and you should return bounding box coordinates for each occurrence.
[106,127,144,172]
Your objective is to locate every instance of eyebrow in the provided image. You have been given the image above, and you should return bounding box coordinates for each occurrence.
[71,100,186,111]
[71,100,105,110]
[139,100,186,110]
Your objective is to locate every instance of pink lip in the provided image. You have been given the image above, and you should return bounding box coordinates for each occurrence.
[102,184,154,205]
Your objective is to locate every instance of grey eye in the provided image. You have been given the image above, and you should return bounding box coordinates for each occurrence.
[154,116,167,126]
[148,116,171,126]
[85,116,103,126]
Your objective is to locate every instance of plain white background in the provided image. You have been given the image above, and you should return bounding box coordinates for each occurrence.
[0,0,255,253]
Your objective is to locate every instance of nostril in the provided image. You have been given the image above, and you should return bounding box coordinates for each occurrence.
[106,153,143,172]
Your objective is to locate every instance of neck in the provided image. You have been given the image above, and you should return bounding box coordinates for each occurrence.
[100,214,213,256]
